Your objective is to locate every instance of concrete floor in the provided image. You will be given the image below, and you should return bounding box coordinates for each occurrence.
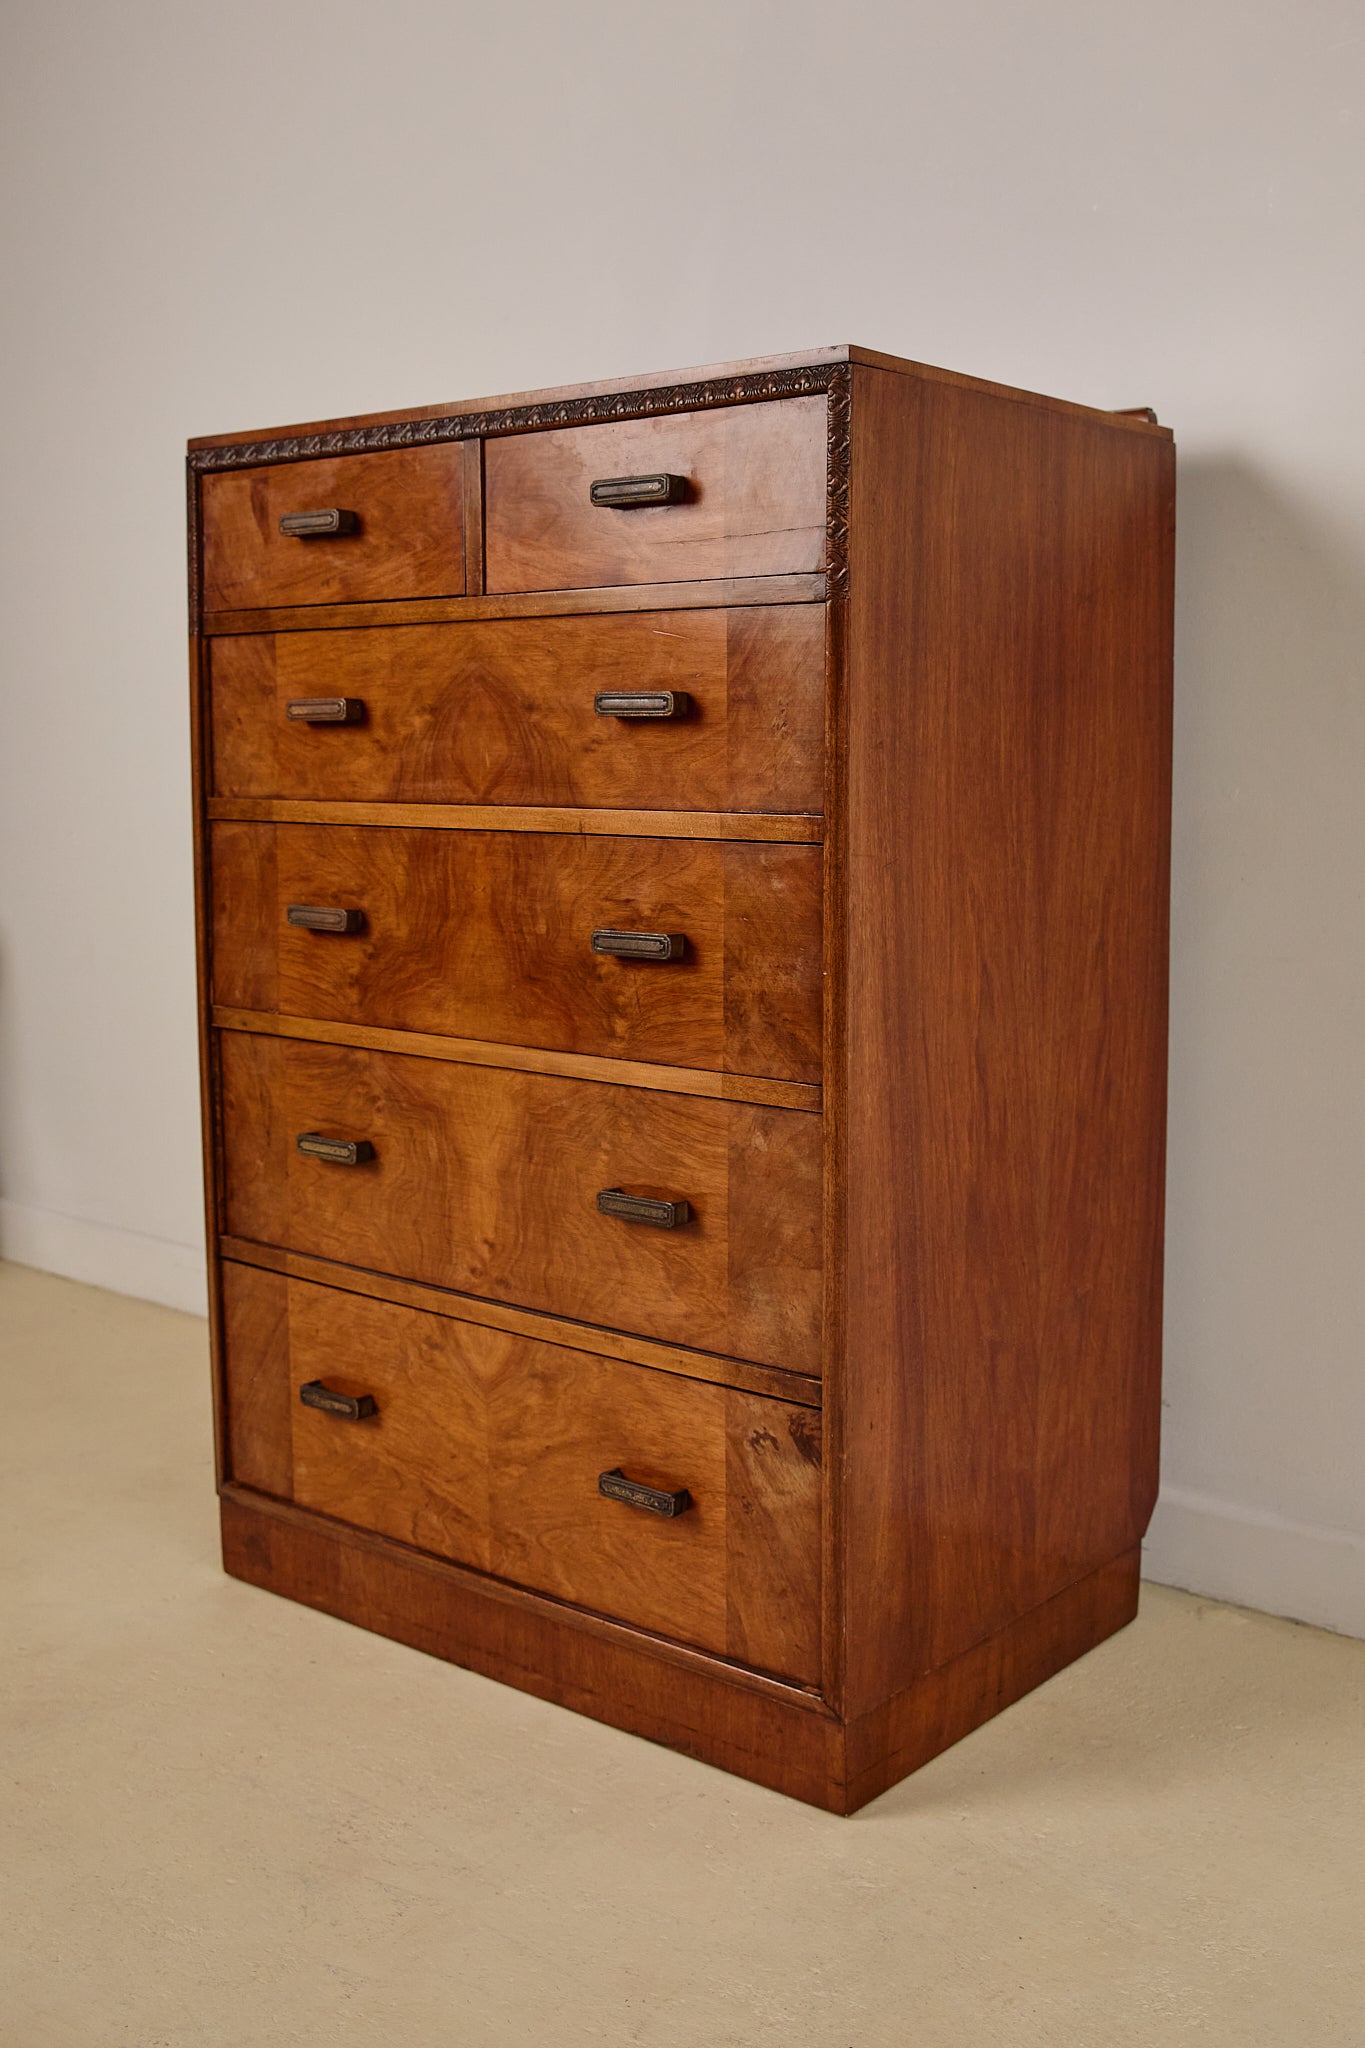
[2,1262,1362,2047]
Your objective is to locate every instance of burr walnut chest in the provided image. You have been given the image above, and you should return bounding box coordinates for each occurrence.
[188,346,1174,1812]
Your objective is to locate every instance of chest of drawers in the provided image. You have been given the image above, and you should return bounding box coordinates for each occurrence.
[188,346,1174,1812]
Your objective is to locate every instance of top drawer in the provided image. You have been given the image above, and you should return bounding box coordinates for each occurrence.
[201,447,466,611]
[484,398,827,593]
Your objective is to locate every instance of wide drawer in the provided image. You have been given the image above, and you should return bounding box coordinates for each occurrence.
[209,607,825,813]
[222,1263,821,1681]
[201,447,466,610]
[484,399,827,593]
[212,822,823,1084]
[219,1033,822,1372]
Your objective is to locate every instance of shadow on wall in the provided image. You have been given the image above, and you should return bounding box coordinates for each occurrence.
[1161,452,1365,1559]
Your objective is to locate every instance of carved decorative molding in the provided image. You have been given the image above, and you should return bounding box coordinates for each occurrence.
[186,359,854,621]
[187,363,845,472]
[186,460,202,623]
[824,364,851,601]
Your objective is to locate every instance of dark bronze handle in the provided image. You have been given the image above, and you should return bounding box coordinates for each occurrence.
[296,1132,375,1165]
[286,904,365,934]
[278,508,359,538]
[596,1187,691,1229]
[299,1379,377,1420]
[286,697,366,724]
[591,928,686,961]
[589,473,688,509]
[594,691,691,720]
[598,1468,692,1518]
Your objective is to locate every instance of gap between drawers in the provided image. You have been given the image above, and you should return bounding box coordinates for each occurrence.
[219,1239,823,1409]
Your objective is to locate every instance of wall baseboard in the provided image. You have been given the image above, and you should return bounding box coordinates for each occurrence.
[0,1199,206,1316]
[1143,1483,1365,1641]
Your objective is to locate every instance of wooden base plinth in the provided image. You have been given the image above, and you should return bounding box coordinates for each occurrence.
[221,1489,1140,1813]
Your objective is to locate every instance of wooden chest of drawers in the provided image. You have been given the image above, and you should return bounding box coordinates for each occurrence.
[188,346,1174,1812]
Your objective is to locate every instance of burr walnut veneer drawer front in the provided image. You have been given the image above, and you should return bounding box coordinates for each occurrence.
[219,1033,822,1373]
[209,607,825,813]
[222,1264,822,1683]
[212,822,822,1084]
[201,447,466,611]
[484,399,827,593]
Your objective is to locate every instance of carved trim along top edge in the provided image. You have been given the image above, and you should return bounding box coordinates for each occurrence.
[187,361,851,612]
[824,365,850,601]
[187,364,844,471]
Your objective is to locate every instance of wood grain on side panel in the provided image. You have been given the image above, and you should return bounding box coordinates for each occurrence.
[836,364,1173,1715]
[210,823,823,1084]
[218,1031,823,1373]
[209,608,825,814]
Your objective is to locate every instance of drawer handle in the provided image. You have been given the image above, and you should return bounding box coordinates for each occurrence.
[286,904,365,934]
[591,928,686,962]
[299,1379,377,1420]
[598,1467,693,1518]
[589,473,688,509]
[278,508,359,538]
[596,1187,691,1229]
[594,690,691,720]
[286,697,366,725]
[296,1131,375,1165]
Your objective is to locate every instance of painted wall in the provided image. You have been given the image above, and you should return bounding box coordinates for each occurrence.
[1,0,1361,1634]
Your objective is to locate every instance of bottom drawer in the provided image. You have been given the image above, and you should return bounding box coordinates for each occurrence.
[222,1262,822,1685]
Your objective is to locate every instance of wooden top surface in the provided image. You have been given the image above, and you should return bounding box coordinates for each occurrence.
[188,344,1171,452]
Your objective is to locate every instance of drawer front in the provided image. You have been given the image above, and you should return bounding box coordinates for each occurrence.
[209,607,825,813]
[212,822,823,1084]
[222,1263,822,1681]
[201,447,466,611]
[219,1033,822,1372]
[484,399,827,593]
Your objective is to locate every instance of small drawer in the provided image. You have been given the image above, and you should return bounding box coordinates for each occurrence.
[209,606,826,813]
[484,398,828,593]
[218,1033,822,1373]
[201,446,466,611]
[211,821,823,1084]
[222,1263,822,1682]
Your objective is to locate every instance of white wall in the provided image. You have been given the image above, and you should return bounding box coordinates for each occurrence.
[1,0,1361,1636]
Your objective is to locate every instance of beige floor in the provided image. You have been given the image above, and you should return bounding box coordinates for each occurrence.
[2,1264,1362,2048]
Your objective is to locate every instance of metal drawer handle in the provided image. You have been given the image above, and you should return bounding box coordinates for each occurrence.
[286,904,365,934]
[594,691,691,720]
[286,697,366,724]
[299,1379,377,1420]
[296,1132,375,1166]
[589,473,688,509]
[278,508,359,538]
[591,928,686,962]
[596,1187,691,1229]
[598,1467,692,1518]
